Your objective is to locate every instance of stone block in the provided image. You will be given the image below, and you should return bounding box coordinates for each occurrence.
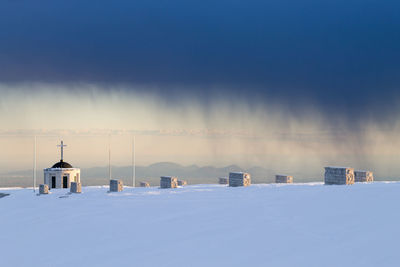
[140,181,150,187]
[218,177,229,185]
[354,171,374,182]
[229,172,251,187]
[276,175,293,183]
[178,180,187,186]
[110,179,123,192]
[160,176,178,188]
[324,167,354,185]
[70,182,82,193]
[39,184,49,194]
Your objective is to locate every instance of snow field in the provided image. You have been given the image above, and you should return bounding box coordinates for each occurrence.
[0,182,399,267]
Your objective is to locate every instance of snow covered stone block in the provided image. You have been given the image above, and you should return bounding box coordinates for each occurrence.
[39,184,49,194]
[354,171,374,182]
[110,179,123,192]
[219,177,229,184]
[70,182,82,193]
[140,182,150,187]
[178,180,187,186]
[324,167,354,185]
[275,175,293,183]
[160,176,178,188]
[229,172,251,187]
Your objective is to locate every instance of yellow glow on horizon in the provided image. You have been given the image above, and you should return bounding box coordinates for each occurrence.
[1,83,400,179]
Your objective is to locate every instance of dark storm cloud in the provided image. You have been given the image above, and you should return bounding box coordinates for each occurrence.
[1,0,400,120]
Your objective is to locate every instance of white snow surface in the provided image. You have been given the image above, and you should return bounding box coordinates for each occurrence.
[1,182,399,267]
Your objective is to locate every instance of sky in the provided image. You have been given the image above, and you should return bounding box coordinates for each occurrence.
[1,1,400,179]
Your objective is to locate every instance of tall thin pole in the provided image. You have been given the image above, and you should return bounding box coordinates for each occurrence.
[33,135,37,192]
[61,140,63,161]
[132,136,136,187]
[108,135,111,180]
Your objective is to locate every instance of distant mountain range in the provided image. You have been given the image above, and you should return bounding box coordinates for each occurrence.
[0,162,279,187]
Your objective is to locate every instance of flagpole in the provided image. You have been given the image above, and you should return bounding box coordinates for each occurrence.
[109,134,111,180]
[132,136,136,187]
[33,135,36,193]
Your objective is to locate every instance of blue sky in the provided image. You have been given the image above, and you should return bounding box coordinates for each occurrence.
[1,1,400,122]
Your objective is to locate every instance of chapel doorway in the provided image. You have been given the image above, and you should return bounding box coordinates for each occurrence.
[63,176,68,188]
[51,176,56,188]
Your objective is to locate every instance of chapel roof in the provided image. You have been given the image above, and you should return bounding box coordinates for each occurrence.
[51,160,73,168]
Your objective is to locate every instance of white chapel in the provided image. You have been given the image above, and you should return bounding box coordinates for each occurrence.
[44,141,81,189]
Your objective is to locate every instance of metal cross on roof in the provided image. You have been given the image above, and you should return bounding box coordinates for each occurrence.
[57,140,67,161]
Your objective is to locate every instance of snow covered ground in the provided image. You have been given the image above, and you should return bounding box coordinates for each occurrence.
[1,182,399,267]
